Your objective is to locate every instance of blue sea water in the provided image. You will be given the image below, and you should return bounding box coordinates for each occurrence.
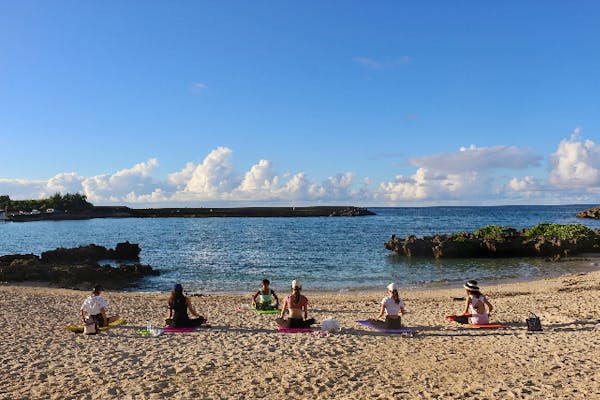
[2,205,600,293]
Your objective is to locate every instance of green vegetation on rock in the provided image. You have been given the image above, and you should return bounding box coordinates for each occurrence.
[0,193,93,213]
[473,225,517,239]
[524,223,594,240]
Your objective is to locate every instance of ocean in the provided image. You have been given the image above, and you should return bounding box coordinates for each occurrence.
[2,205,600,293]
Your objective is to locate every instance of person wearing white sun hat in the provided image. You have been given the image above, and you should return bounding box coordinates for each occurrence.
[369,282,406,329]
[276,279,315,328]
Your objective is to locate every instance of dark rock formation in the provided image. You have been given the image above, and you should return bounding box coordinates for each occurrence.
[577,206,600,219]
[384,229,600,259]
[40,242,140,264]
[0,242,156,290]
[7,205,376,221]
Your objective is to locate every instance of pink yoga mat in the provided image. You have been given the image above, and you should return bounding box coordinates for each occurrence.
[446,315,508,329]
[277,327,313,333]
[163,326,199,333]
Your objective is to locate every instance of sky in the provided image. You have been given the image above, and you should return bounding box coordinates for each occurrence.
[1,1,599,207]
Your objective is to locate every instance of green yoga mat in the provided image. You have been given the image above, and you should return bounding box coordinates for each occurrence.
[253,308,280,315]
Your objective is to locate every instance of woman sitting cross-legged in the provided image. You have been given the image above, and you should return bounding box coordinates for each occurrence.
[165,284,207,327]
[369,282,406,329]
[275,280,315,329]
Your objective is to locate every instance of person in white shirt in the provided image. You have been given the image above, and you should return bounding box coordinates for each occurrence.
[369,282,406,329]
[80,285,119,327]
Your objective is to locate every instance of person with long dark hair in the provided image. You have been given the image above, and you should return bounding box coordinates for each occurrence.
[165,284,206,327]
[369,283,406,329]
[276,280,315,328]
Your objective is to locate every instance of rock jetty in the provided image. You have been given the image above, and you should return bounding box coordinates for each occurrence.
[577,205,600,219]
[0,242,158,290]
[384,224,600,260]
[7,206,375,222]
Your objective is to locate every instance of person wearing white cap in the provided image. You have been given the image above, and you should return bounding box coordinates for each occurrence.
[461,280,493,324]
[80,285,120,328]
[369,283,406,329]
[276,280,315,328]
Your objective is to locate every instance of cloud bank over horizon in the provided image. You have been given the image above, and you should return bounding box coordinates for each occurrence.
[2,133,599,207]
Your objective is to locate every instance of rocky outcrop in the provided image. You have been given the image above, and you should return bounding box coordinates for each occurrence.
[577,206,600,219]
[0,243,157,290]
[40,242,140,264]
[384,228,600,259]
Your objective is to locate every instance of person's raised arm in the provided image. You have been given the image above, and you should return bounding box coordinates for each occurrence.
[484,297,493,315]
[463,298,470,315]
[251,291,260,306]
[186,298,200,317]
[100,307,108,326]
[279,297,288,319]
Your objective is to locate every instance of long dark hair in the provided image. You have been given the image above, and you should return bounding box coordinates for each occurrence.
[467,289,482,298]
[168,285,186,309]
[391,289,400,304]
[291,287,301,304]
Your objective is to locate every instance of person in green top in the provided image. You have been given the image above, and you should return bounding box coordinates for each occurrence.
[252,279,279,310]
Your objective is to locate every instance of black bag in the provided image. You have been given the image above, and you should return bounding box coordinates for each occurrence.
[526,312,542,331]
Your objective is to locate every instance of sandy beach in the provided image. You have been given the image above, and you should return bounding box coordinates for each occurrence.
[1,269,600,400]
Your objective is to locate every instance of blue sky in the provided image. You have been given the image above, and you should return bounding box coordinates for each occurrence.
[1,1,599,206]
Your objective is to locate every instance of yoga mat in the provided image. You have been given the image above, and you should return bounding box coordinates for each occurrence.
[65,318,125,333]
[356,320,414,335]
[253,308,280,315]
[277,327,313,333]
[163,326,204,333]
[446,315,508,329]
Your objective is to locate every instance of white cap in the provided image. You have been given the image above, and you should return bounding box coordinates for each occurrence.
[291,279,302,289]
[387,282,398,291]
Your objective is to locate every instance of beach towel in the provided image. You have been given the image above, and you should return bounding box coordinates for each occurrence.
[356,320,414,335]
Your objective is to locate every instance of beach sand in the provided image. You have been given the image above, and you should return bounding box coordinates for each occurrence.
[1,270,600,399]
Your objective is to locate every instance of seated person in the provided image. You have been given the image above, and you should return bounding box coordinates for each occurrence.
[369,283,405,329]
[165,284,206,327]
[252,279,279,310]
[80,285,120,328]
[460,280,493,324]
[275,280,315,329]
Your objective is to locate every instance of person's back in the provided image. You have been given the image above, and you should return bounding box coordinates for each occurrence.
[171,295,190,327]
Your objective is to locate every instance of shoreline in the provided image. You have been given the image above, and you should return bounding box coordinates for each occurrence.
[3,255,600,296]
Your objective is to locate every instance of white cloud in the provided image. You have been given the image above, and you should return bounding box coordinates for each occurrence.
[191,83,208,93]
[81,158,161,203]
[3,133,599,206]
[0,178,46,199]
[353,56,413,70]
[549,131,600,188]
[44,173,85,196]
[507,176,540,192]
[183,147,239,196]
[409,145,540,173]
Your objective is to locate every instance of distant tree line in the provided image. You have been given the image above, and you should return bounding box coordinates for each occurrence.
[0,193,93,212]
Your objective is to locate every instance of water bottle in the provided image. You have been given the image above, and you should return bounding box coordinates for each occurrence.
[146,320,151,333]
